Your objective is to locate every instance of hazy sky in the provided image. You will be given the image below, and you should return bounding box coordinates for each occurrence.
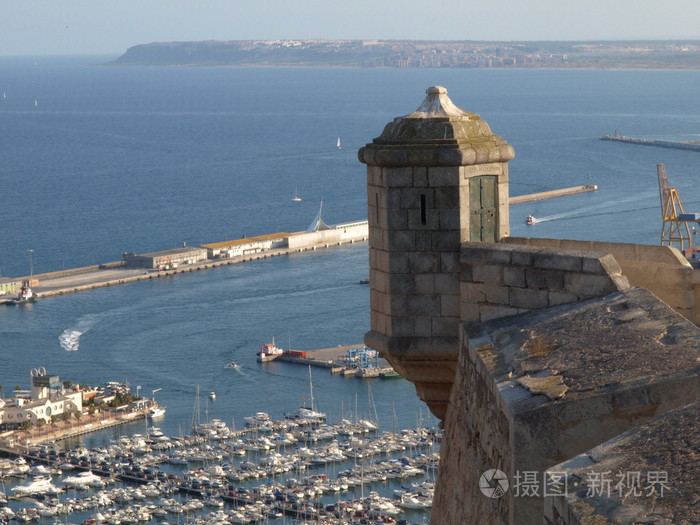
[2,0,700,56]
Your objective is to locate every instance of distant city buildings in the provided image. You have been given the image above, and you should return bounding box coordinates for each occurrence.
[112,39,700,69]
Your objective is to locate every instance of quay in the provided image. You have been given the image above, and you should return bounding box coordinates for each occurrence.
[267,344,400,378]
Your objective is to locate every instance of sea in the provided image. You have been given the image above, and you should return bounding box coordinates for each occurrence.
[1,55,700,522]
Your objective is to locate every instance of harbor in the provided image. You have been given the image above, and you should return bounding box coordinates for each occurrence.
[0,408,439,524]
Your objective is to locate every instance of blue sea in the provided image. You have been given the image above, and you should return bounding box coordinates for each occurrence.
[1,57,699,481]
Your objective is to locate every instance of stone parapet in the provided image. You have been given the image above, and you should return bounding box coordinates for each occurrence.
[506,236,700,325]
[432,287,700,524]
[461,241,630,325]
[544,402,700,525]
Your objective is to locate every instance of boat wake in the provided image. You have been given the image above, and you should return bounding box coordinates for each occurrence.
[58,314,99,351]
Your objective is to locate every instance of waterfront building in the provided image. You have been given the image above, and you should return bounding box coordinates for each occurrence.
[0,367,82,429]
[202,232,290,259]
[122,246,208,269]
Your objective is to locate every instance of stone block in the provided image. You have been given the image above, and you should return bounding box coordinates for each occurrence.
[386,229,415,251]
[441,251,460,273]
[409,252,441,273]
[563,273,620,297]
[532,252,583,272]
[389,316,414,337]
[434,186,460,208]
[388,252,410,273]
[401,187,434,209]
[388,274,415,295]
[460,299,480,323]
[462,242,513,264]
[547,290,578,306]
[472,263,503,284]
[582,252,623,275]
[511,249,534,267]
[427,166,460,187]
[435,273,459,294]
[372,270,387,294]
[460,281,486,304]
[414,274,435,294]
[384,167,414,188]
[433,316,460,337]
[389,294,408,316]
[430,230,460,252]
[525,268,565,290]
[509,287,549,309]
[503,266,526,288]
[408,208,440,229]
[481,283,510,304]
[440,294,460,317]
[386,209,408,229]
[385,188,402,209]
[414,317,432,337]
[406,295,441,316]
[480,304,521,322]
[438,209,461,230]
[413,167,428,187]
[415,231,432,251]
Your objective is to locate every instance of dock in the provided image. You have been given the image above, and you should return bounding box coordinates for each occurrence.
[267,344,400,378]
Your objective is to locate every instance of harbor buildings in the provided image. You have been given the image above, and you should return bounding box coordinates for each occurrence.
[0,367,82,429]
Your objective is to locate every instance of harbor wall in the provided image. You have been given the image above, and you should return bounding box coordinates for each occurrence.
[508,185,597,205]
[601,134,700,152]
[287,221,369,250]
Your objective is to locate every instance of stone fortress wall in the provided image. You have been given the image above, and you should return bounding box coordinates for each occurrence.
[359,86,700,524]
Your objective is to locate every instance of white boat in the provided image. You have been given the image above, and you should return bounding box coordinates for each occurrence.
[225,361,240,369]
[62,470,103,488]
[148,405,166,418]
[11,476,60,495]
[292,188,302,202]
[209,391,216,400]
[526,214,538,225]
[336,136,342,149]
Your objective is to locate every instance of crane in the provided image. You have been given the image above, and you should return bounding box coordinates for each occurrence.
[657,163,699,254]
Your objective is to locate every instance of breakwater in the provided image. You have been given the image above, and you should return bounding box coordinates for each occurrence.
[508,184,598,205]
[601,133,700,152]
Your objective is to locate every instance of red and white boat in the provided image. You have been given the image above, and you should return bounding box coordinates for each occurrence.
[257,338,284,362]
[525,215,538,225]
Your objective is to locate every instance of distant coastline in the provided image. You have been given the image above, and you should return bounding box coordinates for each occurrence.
[108,39,700,69]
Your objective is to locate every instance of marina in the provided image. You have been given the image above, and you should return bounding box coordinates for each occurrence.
[0,410,439,524]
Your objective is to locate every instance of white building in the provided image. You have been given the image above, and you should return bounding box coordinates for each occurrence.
[0,367,83,429]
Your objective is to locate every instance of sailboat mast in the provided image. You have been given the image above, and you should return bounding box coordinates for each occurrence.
[308,365,316,412]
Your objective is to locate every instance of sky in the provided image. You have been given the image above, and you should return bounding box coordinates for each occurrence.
[1,0,700,56]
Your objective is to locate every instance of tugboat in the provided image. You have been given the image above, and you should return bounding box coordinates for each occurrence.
[257,338,285,362]
[525,215,538,225]
[6,281,36,305]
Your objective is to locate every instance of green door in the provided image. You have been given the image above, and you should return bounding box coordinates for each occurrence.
[469,176,498,242]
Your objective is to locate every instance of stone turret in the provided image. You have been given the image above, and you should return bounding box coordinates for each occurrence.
[359,86,514,419]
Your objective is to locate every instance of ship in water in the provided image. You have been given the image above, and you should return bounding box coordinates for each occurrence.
[5,281,36,305]
[257,338,285,362]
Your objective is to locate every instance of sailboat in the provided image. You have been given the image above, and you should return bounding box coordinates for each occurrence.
[286,366,326,423]
[336,137,341,150]
[292,188,302,202]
